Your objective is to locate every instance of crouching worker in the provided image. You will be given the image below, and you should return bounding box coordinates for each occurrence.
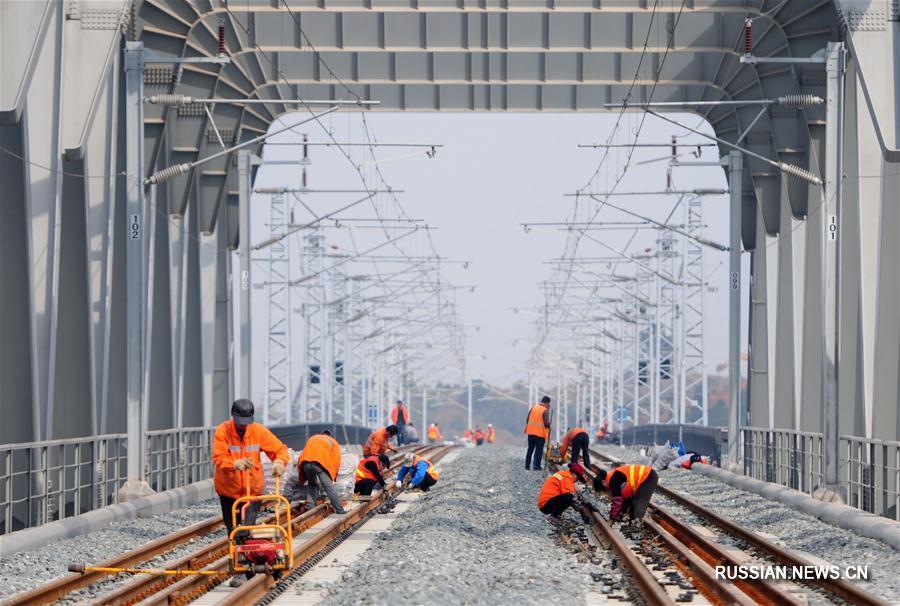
[593,463,659,523]
[394,452,439,492]
[297,431,347,515]
[354,453,391,496]
[537,463,588,522]
[212,399,289,587]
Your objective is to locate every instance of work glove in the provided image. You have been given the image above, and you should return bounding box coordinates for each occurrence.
[234,457,253,471]
[394,480,403,489]
[609,496,625,522]
[272,460,286,477]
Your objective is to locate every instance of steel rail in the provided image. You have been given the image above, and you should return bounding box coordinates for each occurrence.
[589,448,891,606]
[220,444,456,605]
[2,514,225,606]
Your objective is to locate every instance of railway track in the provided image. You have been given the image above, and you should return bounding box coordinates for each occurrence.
[5,444,445,606]
[578,447,890,606]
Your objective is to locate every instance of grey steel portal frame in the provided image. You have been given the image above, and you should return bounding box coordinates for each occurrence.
[0,0,897,456]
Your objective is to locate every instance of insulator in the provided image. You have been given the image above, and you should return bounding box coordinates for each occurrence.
[146,94,194,106]
[779,162,822,185]
[777,94,824,108]
[217,21,226,56]
[302,168,307,188]
[744,18,753,55]
[145,163,191,185]
[303,133,309,160]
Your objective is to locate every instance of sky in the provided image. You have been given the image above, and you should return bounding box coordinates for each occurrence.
[247,110,751,392]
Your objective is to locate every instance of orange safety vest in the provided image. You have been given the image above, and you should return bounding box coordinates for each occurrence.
[390,404,410,424]
[363,427,392,456]
[297,433,341,481]
[212,420,289,499]
[463,429,472,439]
[412,455,439,481]
[487,428,495,443]
[354,455,383,483]
[524,404,549,439]
[610,464,652,499]
[427,424,441,441]
[537,469,575,509]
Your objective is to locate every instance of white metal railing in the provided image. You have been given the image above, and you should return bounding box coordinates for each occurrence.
[1,427,215,535]
[741,427,825,496]
[843,435,900,521]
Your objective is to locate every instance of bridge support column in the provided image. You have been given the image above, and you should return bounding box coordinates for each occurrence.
[726,150,743,471]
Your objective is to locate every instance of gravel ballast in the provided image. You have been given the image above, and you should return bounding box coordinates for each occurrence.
[592,444,900,603]
[0,500,220,600]
[320,446,600,606]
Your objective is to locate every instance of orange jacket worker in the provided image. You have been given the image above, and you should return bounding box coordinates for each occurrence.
[524,396,552,470]
[594,464,659,522]
[297,431,346,514]
[537,463,587,522]
[363,425,399,456]
[212,399,289,586]
[560,427,591,467]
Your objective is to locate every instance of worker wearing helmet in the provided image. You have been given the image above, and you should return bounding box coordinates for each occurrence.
[560,427,591,468]
[537,463,588,522]
[212,399,289,587]
[427,423,442,443]
[354,453,391,496]
[390,400,410,445]
[395,452,439,492]
[363,425,399,457]
[594,463,659,523]
[297,430,346,514]
[473,426,485,446]
[524,396,552,470]
[487,424,495,444]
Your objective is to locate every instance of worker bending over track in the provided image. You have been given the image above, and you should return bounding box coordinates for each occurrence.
[537,463,588,522]
[427,422,442,443]
[354,453,391,496]
[594,463,659,523]
[363,424,399,456]
[212,399,289,586]
[524,396,552,470]
[560,427,591,468]
[395,452,439,492]
[297,431,347,514]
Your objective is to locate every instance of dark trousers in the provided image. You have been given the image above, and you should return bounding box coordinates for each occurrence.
[354,479,379,496]
[417,474,437,492]
[628,469,659,521]
[539,493,575,517]
[525,435,546,470]
[219,495,260,538]
[570,433,591,468]
[396,421,407,445]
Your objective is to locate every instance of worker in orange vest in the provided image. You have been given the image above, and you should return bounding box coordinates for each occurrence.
[595,419,609,441]
[390,400,411,445]
[363,425,399,457]
[354,453,391,496]
[297,430,346,514]
[473,426,485,446]
[537,463,588,522]
[212,399,289,587]
[560,427,591,468]
[487,424,495,444]
[594,463,659,522]
[463,428,473,440]
[427,422,442,443]
[523,396,551,470]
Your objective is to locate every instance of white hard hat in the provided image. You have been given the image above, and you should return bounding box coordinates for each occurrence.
[488,424,493,427]
[404,452,414,463]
